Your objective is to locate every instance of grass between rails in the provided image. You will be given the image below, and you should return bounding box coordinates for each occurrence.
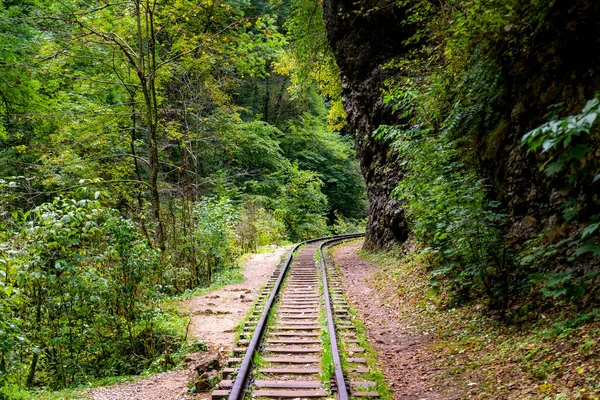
[316,248,334,389]
[359,245,600,399]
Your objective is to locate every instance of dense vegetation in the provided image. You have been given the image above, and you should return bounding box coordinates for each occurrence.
[371,0,600,314]
[2,0,600,397]
[318,0,600,395]
[315,0,600,315]
[0,0,365,395]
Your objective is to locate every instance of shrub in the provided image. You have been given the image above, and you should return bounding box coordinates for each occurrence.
[0,197,166,390]
[192,197,241,285]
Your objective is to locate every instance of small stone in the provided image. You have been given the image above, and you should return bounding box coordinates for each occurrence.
[194,353,221,374]
[193,370,218,392]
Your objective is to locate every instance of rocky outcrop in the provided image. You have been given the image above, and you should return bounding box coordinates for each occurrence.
[323,0,600,261]
[322,0,412,249]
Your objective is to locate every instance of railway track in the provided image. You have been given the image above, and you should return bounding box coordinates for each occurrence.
[211,234,381,400]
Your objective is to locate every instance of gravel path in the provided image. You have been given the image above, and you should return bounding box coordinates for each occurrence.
[332,241,447,400]
[182,246,289,351]
[83,246,288,400]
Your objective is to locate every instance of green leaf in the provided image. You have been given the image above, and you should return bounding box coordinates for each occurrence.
[582,97,599,113]
[581,223,599,239]
[545,161,564,176]
[544,286,568,299]
[567,284,586,299]
[542,139,555,152]
[574,242,600,257]
[565,144,590,161]
[546,272,571,287]
[530,273,547,284]
[580,112,597,127]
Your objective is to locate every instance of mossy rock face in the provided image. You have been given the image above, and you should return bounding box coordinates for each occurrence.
[322,0,600,282]
[320,0,417,250]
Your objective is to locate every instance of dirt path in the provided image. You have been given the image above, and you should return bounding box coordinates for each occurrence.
[332,241,447,400]
[182,246,289,351]
[83,246,288,400]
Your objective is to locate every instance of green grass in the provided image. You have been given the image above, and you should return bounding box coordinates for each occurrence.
[7,374,143,400]
[318,275,334,387]
[347,318,393,399]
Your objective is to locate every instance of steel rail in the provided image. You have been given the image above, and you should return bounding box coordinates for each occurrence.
[319,234,364,400]
[227,233,364,400]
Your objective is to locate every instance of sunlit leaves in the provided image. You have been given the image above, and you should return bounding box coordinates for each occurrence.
[275,0,346,130]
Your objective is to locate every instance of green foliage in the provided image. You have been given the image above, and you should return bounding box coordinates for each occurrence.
[372,0,600,312]
[530,271,597,300]
[0,197,181,391]
[0,0,366,394]
[271,163,330,241]
[275,0,346,129]
[519,95,600,301]
[380,124,512,307]
[192,197,241,285]
[279,114,367,219]
[235,198,285,253]
[331,211,366,235]
[522,96,599,182]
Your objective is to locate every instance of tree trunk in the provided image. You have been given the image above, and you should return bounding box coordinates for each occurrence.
[129,91,151,242]
[135,0,165,249]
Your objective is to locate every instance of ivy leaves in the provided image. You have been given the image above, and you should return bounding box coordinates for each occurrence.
[521,93,600,216]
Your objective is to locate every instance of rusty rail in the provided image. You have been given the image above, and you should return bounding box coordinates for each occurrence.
[227,233,364,400]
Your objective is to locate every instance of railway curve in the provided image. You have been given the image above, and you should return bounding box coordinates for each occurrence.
[211,234,380,400]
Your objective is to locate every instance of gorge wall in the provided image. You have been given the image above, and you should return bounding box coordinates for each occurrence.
[322,0,600,266]
[322,0,411,250]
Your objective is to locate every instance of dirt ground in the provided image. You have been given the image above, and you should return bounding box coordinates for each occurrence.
[183,246,289,351]
[332,241,448,400]
[83,246,288,400]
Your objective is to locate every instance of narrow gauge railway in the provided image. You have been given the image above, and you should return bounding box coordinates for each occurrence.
[212,235,381,400]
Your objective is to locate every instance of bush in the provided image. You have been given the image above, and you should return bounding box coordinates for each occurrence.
[192,197,241,285]
[0,197,167,390]
[376,124,514,310]
[236,198,285,253]
[272,163,330,241]
[331,211,366,235]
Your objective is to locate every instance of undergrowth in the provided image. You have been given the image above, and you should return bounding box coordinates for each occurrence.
[362,244,600,399]
[13,247,283,400]
[11,305,196,400]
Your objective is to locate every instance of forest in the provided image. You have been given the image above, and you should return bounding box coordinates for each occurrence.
[0,0,365,394]
[1,0,599,398]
